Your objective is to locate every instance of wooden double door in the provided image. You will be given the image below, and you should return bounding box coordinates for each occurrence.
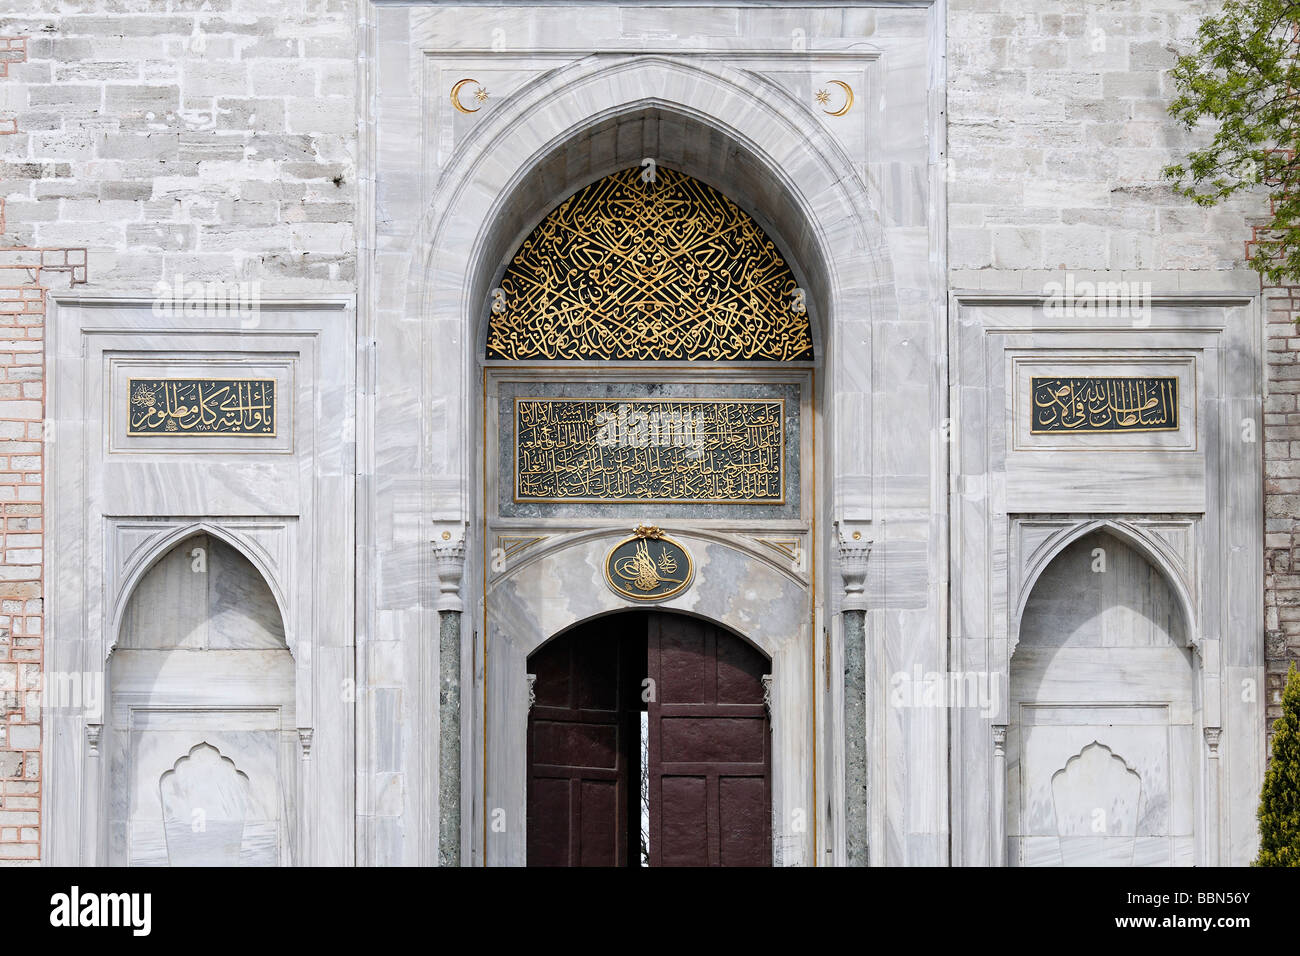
[526,611,772,866]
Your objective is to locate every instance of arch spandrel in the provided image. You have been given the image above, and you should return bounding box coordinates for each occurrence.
[487,533,808,661]
[413,56,889,361]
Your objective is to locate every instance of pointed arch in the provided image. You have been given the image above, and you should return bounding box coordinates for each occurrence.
[107,522,293,660]
[412,54,888,357]
[1010,519,1198,658]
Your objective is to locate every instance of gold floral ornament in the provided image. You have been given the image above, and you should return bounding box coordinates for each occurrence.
[486,166,813,361]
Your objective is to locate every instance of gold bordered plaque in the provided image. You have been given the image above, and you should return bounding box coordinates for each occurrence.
[1030,376,1178,434]
[605,525,694,602]
[487,166,812,362]
[128,378,276,436]
[515,397,784,504]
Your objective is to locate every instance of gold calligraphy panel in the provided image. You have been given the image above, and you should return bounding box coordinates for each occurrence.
[1031,376,1178,433]
[515,398,784,503]
[128,378,276,436]
[487,166,813,362]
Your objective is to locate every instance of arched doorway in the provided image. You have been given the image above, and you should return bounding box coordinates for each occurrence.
[526,611,771,867]
[478,154,819,866]
[107,533,297,866]
[1006,530,1196,866]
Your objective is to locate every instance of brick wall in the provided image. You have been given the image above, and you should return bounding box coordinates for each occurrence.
[0,14,88,863]
[0,250,84,864]
[1264,273,1300,734]
[0,273,44,864]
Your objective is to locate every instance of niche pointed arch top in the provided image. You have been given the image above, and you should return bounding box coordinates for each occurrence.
[486,166,813,362]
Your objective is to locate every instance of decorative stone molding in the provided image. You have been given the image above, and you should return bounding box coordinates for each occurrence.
[525,673,536,712]
[299,727,314,759]
[837,542,872,613]
[85,723,103,757]
[992,724,1007,758]
[433,540,467,613]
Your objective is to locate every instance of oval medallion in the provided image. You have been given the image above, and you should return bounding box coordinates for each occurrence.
[605,525,694,602]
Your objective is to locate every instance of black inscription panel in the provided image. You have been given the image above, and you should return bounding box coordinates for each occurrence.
[128,378,276,436]
[1031,376,1178,433]
[515,398,784,503]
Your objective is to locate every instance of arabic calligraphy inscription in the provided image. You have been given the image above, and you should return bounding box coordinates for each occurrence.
[486,166,812,362]
[128,378,276,436]
[1031,376,1178,434]
[515,397,783,503]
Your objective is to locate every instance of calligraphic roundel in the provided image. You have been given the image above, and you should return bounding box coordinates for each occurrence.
[486,166,813,361]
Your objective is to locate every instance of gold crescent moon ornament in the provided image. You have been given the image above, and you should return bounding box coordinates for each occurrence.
[450,77,486,114]
[824,80,853,117]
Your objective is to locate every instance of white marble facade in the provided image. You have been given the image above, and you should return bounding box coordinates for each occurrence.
[38,3,1265,866]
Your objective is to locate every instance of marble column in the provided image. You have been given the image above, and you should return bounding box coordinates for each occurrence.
[839,541,871,866]
[1204,726,1221,866]
[83,722,103,866]
[991,724,1008,867]
[434,540,466,866]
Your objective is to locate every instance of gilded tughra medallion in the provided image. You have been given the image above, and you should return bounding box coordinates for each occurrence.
[605,524,695,602]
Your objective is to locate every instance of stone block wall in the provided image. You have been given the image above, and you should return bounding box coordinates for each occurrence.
[0,1,357,291]
[947,0,1261,284]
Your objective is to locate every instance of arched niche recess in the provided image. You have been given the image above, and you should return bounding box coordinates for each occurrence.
[1006,530,1197,867]
[107,533,297,866]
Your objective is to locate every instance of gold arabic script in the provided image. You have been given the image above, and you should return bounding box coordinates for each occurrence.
[613,539,687,593]
[487,167,813,362]
[515,398,784,503]
[128,378,276,436]
[1031,376,1177,433]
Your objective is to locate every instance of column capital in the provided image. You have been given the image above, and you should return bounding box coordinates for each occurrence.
[1204,726,1221,754]
[992,724,1007,757]
[837,539,872,612]
[85,722,103,757]
[433,539,467,612]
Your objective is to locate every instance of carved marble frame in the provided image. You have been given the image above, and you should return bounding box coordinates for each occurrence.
[948,291,1265,867]
[405,55,889,865]
[362,2,947,866]
[41,296,357,867]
